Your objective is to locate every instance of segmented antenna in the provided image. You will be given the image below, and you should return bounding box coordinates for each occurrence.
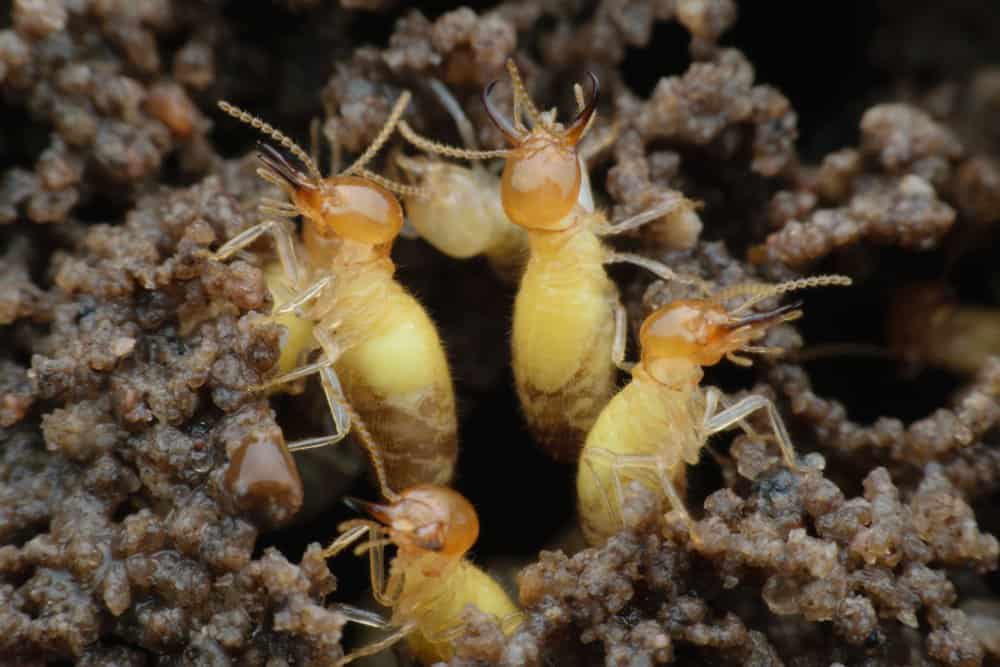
[358,168,428,199]
[398,120,510,160]
[713,275,853,314]
[341,91,412,177]
[217,101,320,181]
[340,400,400,503]
[505,59,549,133]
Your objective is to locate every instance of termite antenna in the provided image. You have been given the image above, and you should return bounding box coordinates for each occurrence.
[358,167,429,199]
[505,58,549,133]
[218,100,321,181]
[398,120,510,161]
[339,400,400,503]
[713,275,853,315]
[341,91,412,177]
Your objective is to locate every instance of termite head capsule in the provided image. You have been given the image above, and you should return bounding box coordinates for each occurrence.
[346,484,479,559]
[258,144,404,247]
[638,275,853,388]
[483,65,598,232]
[638,299,798,387]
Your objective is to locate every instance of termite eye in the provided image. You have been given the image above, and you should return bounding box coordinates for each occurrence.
[500,134,581,231]
[295,175,403,245]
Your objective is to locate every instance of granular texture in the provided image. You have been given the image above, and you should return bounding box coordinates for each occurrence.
[0,175,344,663]
[1,1,217,226]
[2,1,1000,666]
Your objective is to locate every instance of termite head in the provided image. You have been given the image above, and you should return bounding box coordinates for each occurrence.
[638,275,853,388]
[483,60,598,232]
[217,96,416,251]
[346,484,478,560]
[257,143,404,247]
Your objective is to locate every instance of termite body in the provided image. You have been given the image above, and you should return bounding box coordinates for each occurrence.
[214,95,458,490]
[577,276,851,545]
[887,281,1000,375]
[396,81,529,281]
[404,60,699,461]
[327,484,521,665]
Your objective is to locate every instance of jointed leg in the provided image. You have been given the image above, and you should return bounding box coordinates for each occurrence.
[273,276,332,315]
[334,603,391,629]
[703,392,799,470]
[598,196,697,237]
[213,218,302,287]
[333,623,415,667]
[252,357,336,392]
[583,448,693,530]
[703,387,762,442]
[313,328,351,438]
[605,251,710,293]
[612,300,634,373]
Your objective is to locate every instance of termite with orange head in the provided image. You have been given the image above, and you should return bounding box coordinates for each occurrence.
[402,59,703,462]
[322,447,520,665]
[392,80,530,281]
[577,274,852,545]
[212,93,458,490]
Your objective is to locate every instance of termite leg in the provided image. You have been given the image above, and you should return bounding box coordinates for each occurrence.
[703,387,763,442]
[652,461,694,527]
[584,449,691,531]
[612,301,635,373]
[703,392,801,472]
[598,196,694,237]
[581,448,628,531]
[333,623,415,667]
[213,218,302,287]
[322,523,369,558]
[314,328,351,438]
[333,603,392,629]
[287,432,348,453]
[251,357,336,392]
[605,251,710,293]
[273,276,332,315]
[285,369,351,452]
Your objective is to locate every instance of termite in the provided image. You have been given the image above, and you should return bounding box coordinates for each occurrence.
[886,280,1000,376]
[577,274,852,545]
[213,93,458,490]
[394,80,529,281]
[323,445,520,665]
[401,59,701,462]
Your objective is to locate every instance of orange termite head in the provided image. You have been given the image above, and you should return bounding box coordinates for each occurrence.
[637,274,853,387]
[483,62,598,232]
[345,484,479,560]
[257,143,404,247]
[638,299,803,387]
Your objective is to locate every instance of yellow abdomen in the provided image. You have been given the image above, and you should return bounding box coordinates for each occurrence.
[512,227,618,461]
[577,378,704,545]
[405,560,521,664]
[336,283,458,489]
